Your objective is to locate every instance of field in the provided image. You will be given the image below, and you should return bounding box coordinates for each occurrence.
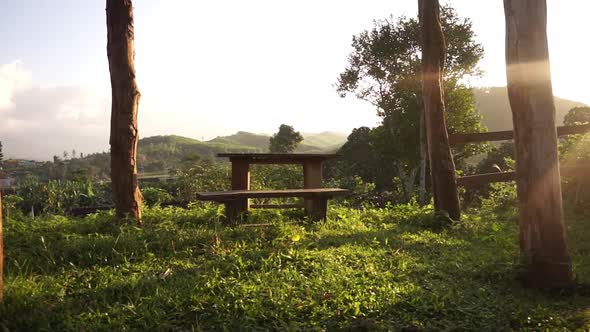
[1,203,589,331]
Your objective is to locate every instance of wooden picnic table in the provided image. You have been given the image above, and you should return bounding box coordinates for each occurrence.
[217,153,339,212]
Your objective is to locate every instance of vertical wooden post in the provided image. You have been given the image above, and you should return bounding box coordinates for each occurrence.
[230,158,250,214]
[303,160,323,217]
[308,196,328,221]
[419,0,461,221]
[0,193,3,303]
[504,0,573,287]
[107,0,143,223]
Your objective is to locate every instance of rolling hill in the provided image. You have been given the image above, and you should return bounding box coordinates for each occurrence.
[85,88,587,175]
[473,87,587,131]
[135,132,347,173]
[206,131,347,153]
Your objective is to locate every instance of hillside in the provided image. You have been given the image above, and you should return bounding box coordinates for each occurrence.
[302,131,348,149]
[136,132,347,173]
[137,135,266,173]
[473,87,587,131]
[207,131,270,151]
[207,131,347,153]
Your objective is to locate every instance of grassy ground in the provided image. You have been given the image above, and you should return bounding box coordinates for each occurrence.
[1,203,589,331]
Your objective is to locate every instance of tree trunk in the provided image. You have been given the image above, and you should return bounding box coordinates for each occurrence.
[106,0,142,222]
[396,163,418,203]
[418,105,428,206]
[504,0,573,288]
[418,0,461,220]
[0,193,3,303]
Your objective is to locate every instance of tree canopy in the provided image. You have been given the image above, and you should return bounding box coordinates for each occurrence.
[269,125,304,153]
[335,6,486,201]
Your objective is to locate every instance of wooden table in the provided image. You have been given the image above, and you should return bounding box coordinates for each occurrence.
[217,153,339,213]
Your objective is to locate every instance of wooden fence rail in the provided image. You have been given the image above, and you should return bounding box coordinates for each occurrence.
[457,165,590,187]
[450,124,590,145]
[452,124,590,186]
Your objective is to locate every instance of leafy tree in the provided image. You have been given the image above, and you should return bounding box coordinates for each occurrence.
[560,106,590,165]
[558,107,590,209]
[334,127,384,186]
[563,106,590,126]
[269,124,304,153]
[476,142,515,174]
[327,127,410,205]
[336,6,486,203]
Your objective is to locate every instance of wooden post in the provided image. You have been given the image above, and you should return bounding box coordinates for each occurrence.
[230,159,250,215]
[504,0,573,288]
[308,196,328,221]
[106,0,143,222]
[303,160,323,217]
[419,0,461,221]
[0,193,3,303]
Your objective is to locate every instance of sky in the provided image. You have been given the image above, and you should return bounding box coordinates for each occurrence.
[1,0,589,160]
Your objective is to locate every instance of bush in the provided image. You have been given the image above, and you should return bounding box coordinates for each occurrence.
[479,182,518,222]
[142,187,174,207]
[15,177,112,215]
[175,162,230,201]
[326,175,403,208]
[2,194,25,220]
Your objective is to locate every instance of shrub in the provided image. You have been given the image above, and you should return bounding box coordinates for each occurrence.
[142,187,174,207]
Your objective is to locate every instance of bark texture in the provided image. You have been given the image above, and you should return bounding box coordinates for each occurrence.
[0,193,3,303]
[418,106,428,206]
[419,0,461,220]
[106,0,142,222]
[504,0,573,288]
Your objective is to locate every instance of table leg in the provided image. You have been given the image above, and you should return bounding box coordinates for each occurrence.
[231,159,250,215]
[303,160,323,217]
[224,200,243,225]
[307,196,328,221]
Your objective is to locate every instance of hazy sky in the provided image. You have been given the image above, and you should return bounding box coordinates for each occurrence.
[1,0,589,160]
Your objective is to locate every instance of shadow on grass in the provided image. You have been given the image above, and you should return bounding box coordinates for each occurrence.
[4,207,590,331]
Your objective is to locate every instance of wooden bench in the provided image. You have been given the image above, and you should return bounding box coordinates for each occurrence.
[196,188,348,222]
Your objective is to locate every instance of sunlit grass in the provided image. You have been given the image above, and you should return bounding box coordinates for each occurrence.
[0,204,589,330]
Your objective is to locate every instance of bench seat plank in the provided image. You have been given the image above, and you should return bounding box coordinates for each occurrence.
[196,188,348,201]
[196,188,348,222]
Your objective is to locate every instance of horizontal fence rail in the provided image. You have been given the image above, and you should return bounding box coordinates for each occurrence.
[451,124,590,187]
[449,124,590,145]
[457,165,590,187]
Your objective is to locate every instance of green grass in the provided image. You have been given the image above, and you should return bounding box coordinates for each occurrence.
[1,204,590,331]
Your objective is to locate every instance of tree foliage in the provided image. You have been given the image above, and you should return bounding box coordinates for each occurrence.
[560,106,590,166]
[335,6,486,201]
[269,125,304,153]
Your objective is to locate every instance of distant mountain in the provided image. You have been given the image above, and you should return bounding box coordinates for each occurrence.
[135,131,347,173]
[207,131,348,153]
[302,132,348,149]
[473,87,587,131]
[137,134,265,171]
[208,131,270,151]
